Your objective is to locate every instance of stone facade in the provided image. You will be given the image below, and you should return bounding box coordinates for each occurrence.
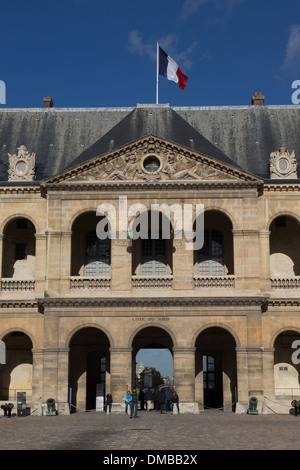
[1,104,300,415]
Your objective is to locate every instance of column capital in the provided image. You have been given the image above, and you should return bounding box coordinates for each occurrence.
[173,347,196,354]
[109,347,133,353]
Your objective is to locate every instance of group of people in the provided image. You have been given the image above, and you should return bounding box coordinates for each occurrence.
[124,387,180,417]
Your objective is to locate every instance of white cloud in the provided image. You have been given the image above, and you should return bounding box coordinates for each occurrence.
[127,30,200,70]
[127,30,156,61]
[281,24,300,74]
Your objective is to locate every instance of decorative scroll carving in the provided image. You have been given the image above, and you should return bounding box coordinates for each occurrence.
[270,146,297,179]
[8,145,35,181]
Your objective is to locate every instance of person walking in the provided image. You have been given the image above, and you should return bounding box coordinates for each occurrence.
[105,392,113,414]
[144,388,154,411]
[170,391,180,414]
[124,390,132,415]
[130,388,139,418]
[153,388,160,411]
[158,389,165,414]
[165,387,172,411]
[139,389,145,410]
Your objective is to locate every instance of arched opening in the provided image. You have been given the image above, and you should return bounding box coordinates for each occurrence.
[195,327,237,411]
[194,210,234,276]
[274,330,300,399]
[2,218,36,278]
[270,215,300,276]
[0,331,33,401]
[71,212,111,277]
[68,327,110,412]
[132,211,173,276]
[132,326,174,410]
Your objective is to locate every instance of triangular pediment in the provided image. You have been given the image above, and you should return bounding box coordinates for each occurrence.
[43,136,261,185]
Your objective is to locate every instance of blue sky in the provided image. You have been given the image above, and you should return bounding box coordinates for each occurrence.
[1,0,300,108]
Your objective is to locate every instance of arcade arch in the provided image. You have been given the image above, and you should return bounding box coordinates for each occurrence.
[0,331,33,401]
[273,329,300,398]
[2,217,36,279]
[195,326,237,410]
[68,327,111,411]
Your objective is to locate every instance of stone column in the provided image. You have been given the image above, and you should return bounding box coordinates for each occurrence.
[111,238,132,291]
[32,348,43,401]
[57,347,70,413]
[0,234,3,279]
[34,234,47,295]
[60,232,72,292]
[172,238,194,290]
[235,347,249,405]
[46,231,72,295]
[109,347,132,410]
[42,311,59,402]
[232,230,245,291]
[263,347,275,401]
[258,230,271,292]
[173,347,197,412]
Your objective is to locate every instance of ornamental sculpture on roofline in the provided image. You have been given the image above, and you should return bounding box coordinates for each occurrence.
[270,146,298,179]
[8,145,36,181]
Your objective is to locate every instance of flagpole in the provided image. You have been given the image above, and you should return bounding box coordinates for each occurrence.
[156,42,159,104]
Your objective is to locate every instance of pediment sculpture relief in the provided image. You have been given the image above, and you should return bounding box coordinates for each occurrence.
[68,140,238,183]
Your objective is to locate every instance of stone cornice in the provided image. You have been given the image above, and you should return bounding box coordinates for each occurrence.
[36,296,269,309]
[264,182,300,192]
[2,296,300,310]
[0,185,41,195]
[40,180,262,192]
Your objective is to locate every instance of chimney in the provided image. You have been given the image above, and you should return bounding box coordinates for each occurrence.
[43,96,53,108]
[251,91,264,106]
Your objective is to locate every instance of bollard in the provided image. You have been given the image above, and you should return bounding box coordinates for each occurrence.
[291,400,300,416]
[45,398,57,416]
[247,396,258,415]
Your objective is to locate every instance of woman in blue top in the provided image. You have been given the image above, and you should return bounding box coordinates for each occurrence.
[124,390,132,415]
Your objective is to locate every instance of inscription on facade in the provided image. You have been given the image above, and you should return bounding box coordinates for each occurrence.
[133,317,170,322]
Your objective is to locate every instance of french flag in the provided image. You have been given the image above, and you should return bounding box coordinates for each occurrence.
[159,47,189,90]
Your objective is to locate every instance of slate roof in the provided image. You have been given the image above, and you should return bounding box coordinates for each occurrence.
[0,102,300,182]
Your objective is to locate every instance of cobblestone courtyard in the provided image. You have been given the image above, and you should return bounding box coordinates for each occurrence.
[0,410,299,451]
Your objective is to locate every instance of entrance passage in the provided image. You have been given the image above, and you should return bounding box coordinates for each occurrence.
[132,326,174,390]
[68,327,110,411]
[195,327,237,411]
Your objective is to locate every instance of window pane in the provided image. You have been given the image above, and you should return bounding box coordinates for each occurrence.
[84,231,110,276]
[198,229,224,275]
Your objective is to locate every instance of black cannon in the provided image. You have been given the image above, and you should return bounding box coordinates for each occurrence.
[1,403,14,418]
[247,396,259,415]
[291,400,300,416]
[45,398,57,416]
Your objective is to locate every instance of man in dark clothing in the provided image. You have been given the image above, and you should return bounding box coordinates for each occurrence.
[106,393,113,414]
[158,390,165,414]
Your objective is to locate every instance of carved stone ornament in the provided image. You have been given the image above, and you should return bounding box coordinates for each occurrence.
[67,138,239,183]
[270,146,298,179]
[8,145,35,181]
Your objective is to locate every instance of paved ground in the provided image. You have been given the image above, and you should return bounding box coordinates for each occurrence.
[0,408,299,452]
